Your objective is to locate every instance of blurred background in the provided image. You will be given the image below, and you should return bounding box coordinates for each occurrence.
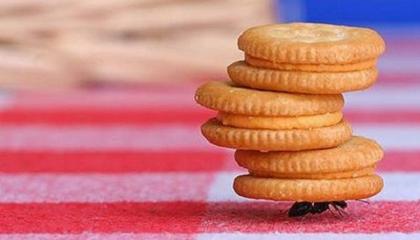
[0,1,420,235]
[0,0,273,90]
[0,0,419,90]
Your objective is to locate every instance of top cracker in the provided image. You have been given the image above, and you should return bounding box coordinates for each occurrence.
[238,23,385,65]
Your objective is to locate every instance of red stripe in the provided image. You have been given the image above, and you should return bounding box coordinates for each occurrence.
[1,108,420,125]
[379,150,420,172]
[0,108,213,125]
[386,38,420,54]
[0,150,417,173]
[378,73,420,86]
[345,109,420,124]
[0,150,228,173]
[0,202,206,233]
[11,87,197,111]
[0,201,418,233]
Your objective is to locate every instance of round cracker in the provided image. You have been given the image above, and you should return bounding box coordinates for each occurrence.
[238,23,385,65]
[228,61,378,94]
[233,174,383,202]
[249,166,376,180]
[195,81,344,117]
[217,111,342,130]
[245,54,377,72]
[235,136,383,173]
[201,118,352,151]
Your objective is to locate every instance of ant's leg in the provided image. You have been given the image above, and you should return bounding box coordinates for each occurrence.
[333,201,347,209]
[327,204,339,218]
[332,204,349,216]
[356,199,370,204]
[338,207,349,216]
[331,204,344,217]
[280,208,289,216]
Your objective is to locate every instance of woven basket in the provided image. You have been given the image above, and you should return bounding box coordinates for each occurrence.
[0,0,274,89]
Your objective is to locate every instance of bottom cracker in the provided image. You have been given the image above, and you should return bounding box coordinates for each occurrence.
[233,174,383,202]
[249,166,376,179]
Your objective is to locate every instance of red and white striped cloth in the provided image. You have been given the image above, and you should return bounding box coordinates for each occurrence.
[0,37,419,239]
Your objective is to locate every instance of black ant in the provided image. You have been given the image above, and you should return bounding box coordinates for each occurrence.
[288,201,348,217]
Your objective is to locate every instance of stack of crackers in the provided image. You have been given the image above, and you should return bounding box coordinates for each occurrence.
[195,23,386,212]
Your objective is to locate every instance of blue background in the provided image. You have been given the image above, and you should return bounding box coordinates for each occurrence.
[278,0,420,27]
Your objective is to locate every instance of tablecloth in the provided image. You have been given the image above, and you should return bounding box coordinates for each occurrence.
[0,33,419,239]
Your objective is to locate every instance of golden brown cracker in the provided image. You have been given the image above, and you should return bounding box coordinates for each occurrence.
[238,23,385,66]
[228,61,378,94]
[195,81,344,117]
[235,136,383,174]
[217,111,342,130]
[249,166,376,180]
[201,118,352,151]
[233,174,383,201]
[244,54,377,72]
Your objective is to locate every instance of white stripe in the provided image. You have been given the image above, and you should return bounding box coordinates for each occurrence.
[15,89,196,109]
[379,56,420,73]
[0,172,417,203]
[345,86,420,110]
[0,124,418,151]
[206,172,420,202]
[11,83,418,111]
[0,91,13,110]
[0,233,189,240]
[197,233,420,240]
[353,124,420,150]
[373,172,420,201]
[0,173,211,202]
[206,171,244,202]
[0,124,210,151]
[5,84,419,110]
[14,85,419,110]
